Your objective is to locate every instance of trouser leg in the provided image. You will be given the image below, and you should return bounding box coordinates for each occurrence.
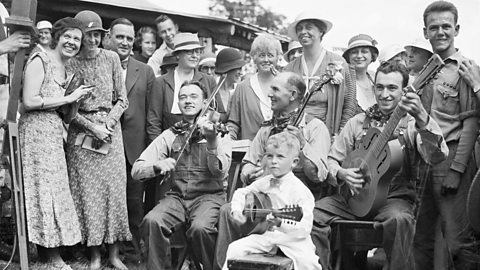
[125,161,145,260]
[141,195,185,270]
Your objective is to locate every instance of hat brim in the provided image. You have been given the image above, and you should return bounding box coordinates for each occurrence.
[404,45,433,54]
[85,26,108,33]
[287,17,333,41]
[284,45,303,60]
[215,59,247,74]
[342,44,379,61]
[173,44,205,53]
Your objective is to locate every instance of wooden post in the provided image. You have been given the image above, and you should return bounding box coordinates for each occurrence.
[1,0,37,269]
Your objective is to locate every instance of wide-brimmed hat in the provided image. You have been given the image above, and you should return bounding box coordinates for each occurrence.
[215,48,246,74]
[404,38,433,55]
[284,40,302,61]
[287,11,333,41]
[74,10,107,33]
[378,44,406,63]
[36,20,52,30]
[342,34,379,63]
[173,33,204,53]
[198,51,216,67]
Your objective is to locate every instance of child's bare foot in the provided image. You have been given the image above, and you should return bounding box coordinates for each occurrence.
[109,257,128,270]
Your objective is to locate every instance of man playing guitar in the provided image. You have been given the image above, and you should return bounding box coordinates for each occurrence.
[314,62,448,270]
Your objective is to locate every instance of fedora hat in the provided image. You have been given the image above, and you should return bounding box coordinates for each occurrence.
[284,40,302,61]
[404,38,433,54]
[287,11,333,41]
[215,48,246,74]
[173,33,204,53]
[74,10,107,33]
[161,53,178,68]
[342,34,379,63]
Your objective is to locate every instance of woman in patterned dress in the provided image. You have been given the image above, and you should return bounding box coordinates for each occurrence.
[65,10,131,270]
[20,17,91,269]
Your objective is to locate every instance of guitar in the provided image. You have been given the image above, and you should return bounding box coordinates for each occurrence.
[342,54,445,218]
[242,191,303,235]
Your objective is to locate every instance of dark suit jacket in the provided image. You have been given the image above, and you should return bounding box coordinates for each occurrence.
[146,70,224,141]
[122,57,156,165]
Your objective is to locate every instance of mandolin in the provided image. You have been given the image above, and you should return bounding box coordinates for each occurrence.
[242,191,303,235]
[342,54,445,218]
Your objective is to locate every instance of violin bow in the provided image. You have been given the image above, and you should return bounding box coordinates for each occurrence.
[159,74,227,185]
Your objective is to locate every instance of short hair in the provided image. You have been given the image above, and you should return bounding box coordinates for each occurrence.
[423,0,458,26]
[266,132,300,158]
[50,17,85,49]
[154,14,175,26]
[109,18,134,31]
[374,62,410,88]
[283,72,306,101]
[180,80,208,99]
[250,34,283,58]
[134,26,158,49]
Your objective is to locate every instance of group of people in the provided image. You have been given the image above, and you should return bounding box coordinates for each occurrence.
[3,0,480,269]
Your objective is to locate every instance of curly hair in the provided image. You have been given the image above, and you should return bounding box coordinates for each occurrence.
[50,17,84,49]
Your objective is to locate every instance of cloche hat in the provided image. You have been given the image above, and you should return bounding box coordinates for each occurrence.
[198,51,216,67]
[36,20,52,30]
[74,10,107,33]
[342,34,379,63]
[215,48,246,74]
[404,38,433,54]
[284,40,302,61]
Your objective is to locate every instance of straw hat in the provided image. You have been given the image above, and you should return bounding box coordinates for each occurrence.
[287,11,333,40]
[378,44,406,63]
[404,38,433,54]
[215,48,246,74]
[74,10,107,33]
[342,34,379,63]
[284,40,302,61]
[173,33,204,53]
[36,20,52,30]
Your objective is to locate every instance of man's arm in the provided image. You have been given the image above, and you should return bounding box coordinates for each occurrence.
[206,135,232,177]
[147,48,164,77]
[144,65,157,144]
[131,130,175,180]
[459,59,480,101]
[406,116,448,165]
[240,128,269,184]
[0,31,30,55]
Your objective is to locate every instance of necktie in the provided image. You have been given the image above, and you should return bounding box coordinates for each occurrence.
[270,177,281,187]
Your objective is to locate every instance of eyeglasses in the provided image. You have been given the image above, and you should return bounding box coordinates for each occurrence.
[200,66,215,71]
[184,48,204,56]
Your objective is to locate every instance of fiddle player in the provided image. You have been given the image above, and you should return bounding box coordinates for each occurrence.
[223,132,322,270]
[314,62,448,270]
[214,71,331,269]
[132,81,232,270]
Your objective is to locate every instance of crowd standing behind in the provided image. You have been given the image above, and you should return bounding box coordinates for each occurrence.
[4,0,480,269]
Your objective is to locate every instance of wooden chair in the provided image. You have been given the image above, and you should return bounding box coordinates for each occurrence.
[331,220,384,270]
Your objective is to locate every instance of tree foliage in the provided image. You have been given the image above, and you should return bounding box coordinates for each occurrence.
[209,0,287,35]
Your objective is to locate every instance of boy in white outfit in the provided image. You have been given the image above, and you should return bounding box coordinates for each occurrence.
[224,132,322,270]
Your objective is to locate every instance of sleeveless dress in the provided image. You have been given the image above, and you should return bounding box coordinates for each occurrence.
[19,51,81,248]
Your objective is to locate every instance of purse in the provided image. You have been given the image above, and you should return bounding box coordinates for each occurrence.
[57,72,84,124]
[75,132,110,155]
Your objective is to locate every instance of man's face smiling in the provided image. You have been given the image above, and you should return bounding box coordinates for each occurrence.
[374,71,404,115]
[424,11,459,57]
[157,19,178,48]
[110,24,135,61]
[268,73,294,114]
[178,84,205,117]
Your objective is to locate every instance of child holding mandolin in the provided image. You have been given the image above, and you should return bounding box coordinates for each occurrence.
[223,132,322,270]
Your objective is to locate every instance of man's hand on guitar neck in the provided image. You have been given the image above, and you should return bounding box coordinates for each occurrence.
[337,167,364,195]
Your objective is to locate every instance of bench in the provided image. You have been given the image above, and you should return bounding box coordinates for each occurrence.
[227,253,293,270]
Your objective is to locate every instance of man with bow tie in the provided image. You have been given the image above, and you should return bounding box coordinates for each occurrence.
[108,17,157,264]
[315,62,448,270]
[214,71,331,270]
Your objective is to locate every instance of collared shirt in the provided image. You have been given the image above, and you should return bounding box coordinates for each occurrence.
[171,68,194,114]
[242,115,330,185]
[147,42,173,77]
[429,50,468,142]
[328,113,449,181]
[230,171,314,239]
[131,128,232,181]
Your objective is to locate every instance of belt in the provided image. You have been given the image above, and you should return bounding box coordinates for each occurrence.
[0,75,9,85]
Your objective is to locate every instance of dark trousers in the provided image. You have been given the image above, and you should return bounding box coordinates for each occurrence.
[141,193,225,270]
[313,195,415,270]
[125,161,145,260]
[414,154,479,270]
